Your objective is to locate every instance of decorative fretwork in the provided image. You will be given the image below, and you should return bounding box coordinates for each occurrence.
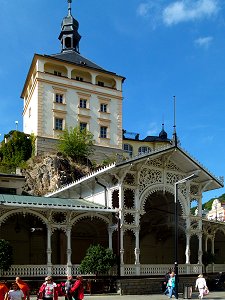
[139,168,162,194]
[51,212,67,224]
[124,213,135,225]
[124,188,135,209]
[190,184,199,196]
[166,172,182,185]
[190,220,199,230]
[165,161,181,171]
[124,173,135,185]
[146,158,162,168]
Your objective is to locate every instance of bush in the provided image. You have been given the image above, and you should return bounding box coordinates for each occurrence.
[78,244,116,275]
[58,127,94,163]
[0,131,32,167]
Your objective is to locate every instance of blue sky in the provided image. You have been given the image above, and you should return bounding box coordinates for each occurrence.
[0,0,224,202]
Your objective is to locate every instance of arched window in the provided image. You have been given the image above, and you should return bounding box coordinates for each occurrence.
[123,144,133,156]
[138,146,151,155]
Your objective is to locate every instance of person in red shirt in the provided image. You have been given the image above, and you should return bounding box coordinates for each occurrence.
[15,277,30,300]
[70,276,84,300]
[0,281,8,300]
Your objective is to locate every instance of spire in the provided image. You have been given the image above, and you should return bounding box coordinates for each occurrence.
[58,0,81,53]
[68,0,72,16]
[159,123,168,139]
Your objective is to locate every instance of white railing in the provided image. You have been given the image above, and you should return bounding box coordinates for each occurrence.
[1,264,225,277]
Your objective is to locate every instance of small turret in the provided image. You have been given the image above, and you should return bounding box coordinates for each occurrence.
[58,0,81,53]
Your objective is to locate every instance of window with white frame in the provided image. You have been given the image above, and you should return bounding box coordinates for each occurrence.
[138,146,151,155]
[55,118,63,131]
[100,126,107,138]
[123,144,133,156]
[55,93,63,103]
[100,103,107,113]
[80,122,87,131]
[79,99,87,108]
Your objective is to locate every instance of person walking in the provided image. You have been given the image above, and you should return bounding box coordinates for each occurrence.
[38,276,58,300]
[7,283,24,300]
[167,272,176,298]
[195,274,208,299]
[15,277,30,300]
[163,269,171,295]
[64,276,73,300]
[0,281,8,300]
[70,276,84,300]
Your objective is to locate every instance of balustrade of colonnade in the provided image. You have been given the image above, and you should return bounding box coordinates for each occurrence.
[1,263,225,277]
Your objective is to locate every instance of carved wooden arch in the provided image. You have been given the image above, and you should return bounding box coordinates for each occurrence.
[140,184,186,216]
[71,212,110,227]
[0,208,48,227]
[214,226,225,235]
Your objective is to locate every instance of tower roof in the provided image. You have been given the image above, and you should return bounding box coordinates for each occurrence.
[58,0,81,53]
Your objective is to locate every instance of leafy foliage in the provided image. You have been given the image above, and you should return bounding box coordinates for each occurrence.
[78,244,116,275]
[0,131,32,167]
[58,127,94,163]
[0,239,13,271]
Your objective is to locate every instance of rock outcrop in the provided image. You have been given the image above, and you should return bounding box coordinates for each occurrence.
[22,154,90,196]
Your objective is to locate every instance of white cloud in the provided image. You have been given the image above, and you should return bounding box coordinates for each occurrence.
[146,122,159,136]
[163,0,219,26]
[137,3,151,17]
[195,36,213,48]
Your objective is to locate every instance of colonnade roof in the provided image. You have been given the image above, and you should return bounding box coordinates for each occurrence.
[46,144,223,199]
[0,194,115,212]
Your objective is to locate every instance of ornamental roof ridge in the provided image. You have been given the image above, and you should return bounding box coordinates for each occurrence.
[45,162,116,198]
[116,144,173,166]
[178,145,224,186]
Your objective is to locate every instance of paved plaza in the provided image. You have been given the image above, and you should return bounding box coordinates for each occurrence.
[82,291,225,299]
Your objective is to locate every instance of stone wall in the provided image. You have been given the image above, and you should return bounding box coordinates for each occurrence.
[117,276,197,295]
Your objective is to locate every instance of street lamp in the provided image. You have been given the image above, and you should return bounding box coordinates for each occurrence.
[174,173,198,299]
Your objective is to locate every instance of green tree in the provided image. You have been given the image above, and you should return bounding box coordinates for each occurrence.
[0,131,32,167]
[0,239,13,272]
[78,244,116,275]
[58,127,94,163]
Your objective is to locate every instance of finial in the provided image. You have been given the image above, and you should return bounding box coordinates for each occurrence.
[173,95,178,146]
[68,0,72,16]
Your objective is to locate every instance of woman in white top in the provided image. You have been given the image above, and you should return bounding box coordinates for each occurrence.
[195,274,207,299]
[7,283,25,300]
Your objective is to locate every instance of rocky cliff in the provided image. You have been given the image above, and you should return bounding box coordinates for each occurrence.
[22,154,91,196]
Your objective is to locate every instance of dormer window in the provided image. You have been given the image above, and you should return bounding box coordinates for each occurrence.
[76,76,83,82]
[98,81,104,87]
[54,71,62,77]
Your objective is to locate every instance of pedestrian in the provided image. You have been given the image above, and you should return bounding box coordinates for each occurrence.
[38,276,58,300]
[167,271,176,298]
[7,283,24,300]
[70,276,84,300]
[0,280,8,300]
[195,274,208,299]
[15,277,30,300]
[64,276,73,300]
[163,268,171,295]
